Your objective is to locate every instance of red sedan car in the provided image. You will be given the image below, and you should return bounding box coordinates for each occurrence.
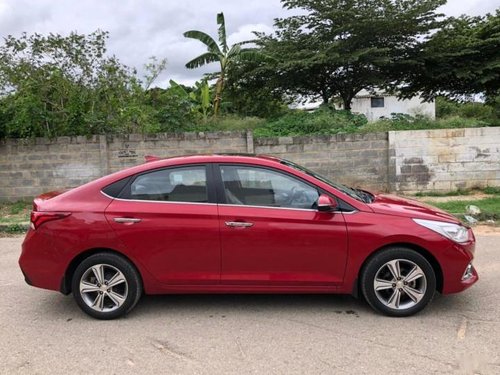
[19,154,478,319]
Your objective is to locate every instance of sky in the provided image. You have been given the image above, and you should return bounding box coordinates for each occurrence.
[0,0,497,87]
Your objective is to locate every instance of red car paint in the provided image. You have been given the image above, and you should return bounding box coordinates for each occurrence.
[19,154,477,297]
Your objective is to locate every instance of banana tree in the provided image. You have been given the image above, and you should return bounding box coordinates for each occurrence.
[184,12,264,116]
[169,79,212,120]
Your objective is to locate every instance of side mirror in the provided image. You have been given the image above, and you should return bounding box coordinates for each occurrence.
[317,194,338,212]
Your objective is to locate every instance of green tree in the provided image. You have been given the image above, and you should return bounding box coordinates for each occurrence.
[0,31,145,137]
[183,12,264,116]
[256,0,446,110]
[396,10,500,102]
[224,59,288,118]
[0,31,173,138]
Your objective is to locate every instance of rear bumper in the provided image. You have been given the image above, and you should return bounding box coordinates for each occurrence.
[19,266,33,286]
[19,229,65,292]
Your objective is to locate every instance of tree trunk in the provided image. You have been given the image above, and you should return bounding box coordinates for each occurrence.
[213,73,225,117]
[342,95,352,111]
[321,90,329,105]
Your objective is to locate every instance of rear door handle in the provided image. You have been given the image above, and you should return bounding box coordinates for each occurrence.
[225,221,253,228]
[113,217,142,224]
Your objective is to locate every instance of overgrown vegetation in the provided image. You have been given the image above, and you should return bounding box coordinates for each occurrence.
[0,1,498,139]
[360,112,491,134]
[188,103,494,137]
[253,109,367,137]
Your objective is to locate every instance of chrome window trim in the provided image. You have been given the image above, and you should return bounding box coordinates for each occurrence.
[100,190,216,206]
[101,190,358,213]
[219,202,358,214]
[219,203,315,212]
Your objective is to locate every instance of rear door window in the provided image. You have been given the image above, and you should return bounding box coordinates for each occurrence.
[124,166,208,203]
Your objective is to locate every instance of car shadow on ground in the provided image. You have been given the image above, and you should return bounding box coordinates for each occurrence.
[135,293,370,316]
[37,290,472,321]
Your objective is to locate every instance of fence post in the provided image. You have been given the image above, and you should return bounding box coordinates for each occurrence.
[246,130,254,154]
[99,135,110,176]
[387,131,397,192]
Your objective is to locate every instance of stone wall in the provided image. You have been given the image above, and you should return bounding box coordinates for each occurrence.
[0,127,499,201]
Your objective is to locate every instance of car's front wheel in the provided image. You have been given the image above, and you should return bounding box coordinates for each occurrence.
[71,253,142,319]
[361,247,436,317]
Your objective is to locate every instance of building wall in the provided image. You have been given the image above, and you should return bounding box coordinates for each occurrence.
[1,127,499,201]
[351,96,436,121]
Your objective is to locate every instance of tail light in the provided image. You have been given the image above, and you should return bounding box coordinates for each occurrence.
[30,211,71,230]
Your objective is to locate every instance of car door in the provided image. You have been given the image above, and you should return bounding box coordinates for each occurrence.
[216,164,348,287]
[105,164,220,285]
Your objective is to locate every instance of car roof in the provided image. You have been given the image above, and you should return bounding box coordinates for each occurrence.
[90,153,286,189]
[144,153,283,164]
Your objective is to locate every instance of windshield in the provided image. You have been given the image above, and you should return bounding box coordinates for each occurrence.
[280,159,372,203]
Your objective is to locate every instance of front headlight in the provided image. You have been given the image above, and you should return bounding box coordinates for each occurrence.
[413,218,469,243]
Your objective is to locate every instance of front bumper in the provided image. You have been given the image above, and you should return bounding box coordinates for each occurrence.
[441,231,478,294]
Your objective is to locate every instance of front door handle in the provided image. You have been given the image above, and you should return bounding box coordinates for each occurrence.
[113,217,142,224]
[225,221,253,228]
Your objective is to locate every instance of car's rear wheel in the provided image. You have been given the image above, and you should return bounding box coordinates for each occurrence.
[71,253,142,320]
[361,247,436,317]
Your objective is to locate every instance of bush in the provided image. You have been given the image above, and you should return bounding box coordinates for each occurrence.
[360,113,489,133]
[253,108,367,137]
[436,97,496,122]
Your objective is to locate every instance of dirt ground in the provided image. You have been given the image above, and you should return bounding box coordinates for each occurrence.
[473,225,500,235]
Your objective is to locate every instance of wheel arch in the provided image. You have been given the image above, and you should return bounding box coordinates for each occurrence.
[61,248,144,295]
[356,242,444,295]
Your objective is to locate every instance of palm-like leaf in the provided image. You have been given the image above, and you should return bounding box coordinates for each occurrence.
[183,12,267,116]
[227,44,241,58]
[185,52,220,69]
[183,30,221,55]
[217,13,228,53]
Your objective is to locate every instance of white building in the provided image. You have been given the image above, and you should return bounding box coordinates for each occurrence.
[347,90,435,122]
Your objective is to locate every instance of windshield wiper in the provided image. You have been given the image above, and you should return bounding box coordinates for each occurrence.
[350,188,373,203]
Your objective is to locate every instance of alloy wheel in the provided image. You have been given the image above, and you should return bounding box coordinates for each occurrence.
[79,264,129,313]
[373,259,427,310]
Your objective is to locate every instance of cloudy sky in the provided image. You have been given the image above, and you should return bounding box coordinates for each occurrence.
[0,0,497,87]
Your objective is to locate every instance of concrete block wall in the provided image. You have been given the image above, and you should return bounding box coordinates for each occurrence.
[254,133,389,191]
[390,127,500,192]
[0,127,499,201]
[0,135,104,199]
[106,132,249,173]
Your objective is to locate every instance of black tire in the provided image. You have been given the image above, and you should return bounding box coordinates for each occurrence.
[71,252,142,320]
[361,247,436,317]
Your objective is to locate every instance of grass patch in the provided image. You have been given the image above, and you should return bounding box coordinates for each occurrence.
[0,201,31,225]
[424,197,500,223]
[3,224,27,234]
[415,189,471,197]
[415,187,500,197]
[483,186,500,195]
